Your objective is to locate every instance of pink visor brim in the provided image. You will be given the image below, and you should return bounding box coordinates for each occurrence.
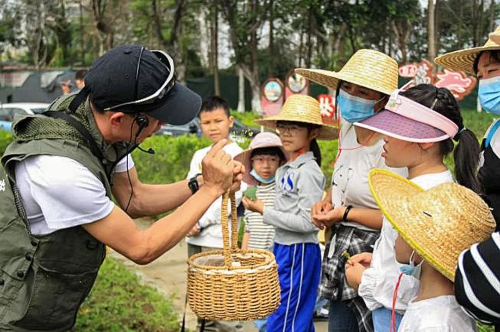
[355,110,450,143]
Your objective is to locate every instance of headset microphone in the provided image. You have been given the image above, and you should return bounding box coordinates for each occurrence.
[136,146,155,154]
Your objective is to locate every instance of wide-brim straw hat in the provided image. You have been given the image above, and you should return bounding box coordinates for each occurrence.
[368,169,496,281]
[434,26,500,75]
[234,132,289,186]
[295,49,399,95]
[255,94,338,140]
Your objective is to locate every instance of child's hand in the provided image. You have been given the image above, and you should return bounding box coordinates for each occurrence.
[345,261,366,292]
[242,197,264,214]
[187,223,200,237]
[349,252,372,269]
[311,199,333,216]
[243,186,258,200]
[311,205,344,229]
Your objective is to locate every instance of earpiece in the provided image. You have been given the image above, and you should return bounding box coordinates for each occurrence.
[135,114,149,130]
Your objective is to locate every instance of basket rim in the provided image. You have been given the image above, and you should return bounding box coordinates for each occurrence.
[187,248,277,271]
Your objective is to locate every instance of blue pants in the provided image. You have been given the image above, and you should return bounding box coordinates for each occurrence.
[328,301,359,332]
[267,243,321,332]
[372,307,402,332]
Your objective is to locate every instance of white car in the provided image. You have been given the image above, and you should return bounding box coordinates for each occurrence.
[0,102,50,131]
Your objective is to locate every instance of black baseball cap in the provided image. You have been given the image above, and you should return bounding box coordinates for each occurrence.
[71,45,201,125]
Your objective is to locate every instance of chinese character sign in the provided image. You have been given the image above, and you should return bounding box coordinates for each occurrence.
[317,94,338,126]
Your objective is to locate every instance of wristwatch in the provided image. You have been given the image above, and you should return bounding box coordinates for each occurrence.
[188,173,201,194]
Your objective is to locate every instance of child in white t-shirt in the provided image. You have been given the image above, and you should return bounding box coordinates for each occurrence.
[185,96,245,332]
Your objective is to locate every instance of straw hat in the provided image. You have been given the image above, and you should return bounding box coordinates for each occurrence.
[255,94,338,140]
[434,26,500,75]
[294,49,399,95]
[368,169,496,281]
[234,132,288,186]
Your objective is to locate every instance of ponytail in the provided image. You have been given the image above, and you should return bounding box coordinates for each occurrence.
[310,138,322,167]
[453,128,482,193]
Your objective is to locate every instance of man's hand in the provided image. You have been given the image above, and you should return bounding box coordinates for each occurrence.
[229,160,244,194]
[201,139,238,196]
[242,197,264,214]
[187,224,200,237]
[311,205,345,230]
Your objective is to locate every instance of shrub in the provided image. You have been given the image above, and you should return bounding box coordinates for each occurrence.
[0,131,13,155]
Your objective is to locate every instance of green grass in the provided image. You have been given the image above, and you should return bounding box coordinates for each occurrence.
[75,257,180,332]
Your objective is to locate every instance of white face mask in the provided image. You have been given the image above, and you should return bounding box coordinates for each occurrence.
[399,250,423,279]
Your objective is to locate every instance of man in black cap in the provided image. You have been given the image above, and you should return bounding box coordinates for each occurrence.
[0,45,243,331]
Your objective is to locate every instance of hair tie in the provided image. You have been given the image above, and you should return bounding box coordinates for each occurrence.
[430,98,438,110]
[453,127,466,141]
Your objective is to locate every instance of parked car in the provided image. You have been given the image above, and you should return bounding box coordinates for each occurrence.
[0,103,50,131]
[157,117,261,139]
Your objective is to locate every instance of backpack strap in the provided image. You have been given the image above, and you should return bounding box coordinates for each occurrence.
[485,120,500,149]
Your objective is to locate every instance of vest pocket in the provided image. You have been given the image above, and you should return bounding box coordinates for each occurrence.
[12,261,99,330]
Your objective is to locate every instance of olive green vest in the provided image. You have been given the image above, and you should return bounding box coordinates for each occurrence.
[0,94,131,331]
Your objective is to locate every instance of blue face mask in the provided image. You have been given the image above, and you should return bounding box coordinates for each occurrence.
[399,250,423,279]
[479,76,500,115]
[337,89,378,123]
[250,169,275,184]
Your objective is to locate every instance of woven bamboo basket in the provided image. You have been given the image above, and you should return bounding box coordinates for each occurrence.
[187,191,281,321]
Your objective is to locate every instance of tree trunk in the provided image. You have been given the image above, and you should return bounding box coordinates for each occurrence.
[251,82,262,114]
[427,0,436,62]
[477,0,484,46]
[471,0,479,46]
[392,21,410,64]
[457,0,463,48]
[299,28,304,67]
[237,66,245,113]
[151,0,186,83]
[211,0,220,95]
[249,0,261,113]
[489,0,495,32]
[268,0,274,76]
[434,0,440,57]
[306,5,313,68]
[80,0,85,65]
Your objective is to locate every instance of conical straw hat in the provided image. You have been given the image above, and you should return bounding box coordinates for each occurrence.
[295,49,399,95]
[368,169,496,281]
[434,26,500,74]
[255,94,338,140]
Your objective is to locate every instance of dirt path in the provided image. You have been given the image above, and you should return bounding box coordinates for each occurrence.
[109,218,327,331]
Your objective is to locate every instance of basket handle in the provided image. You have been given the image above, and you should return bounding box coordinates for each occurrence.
[221,190,238,268]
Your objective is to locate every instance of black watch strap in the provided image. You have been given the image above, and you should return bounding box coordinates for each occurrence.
[342,205,353,222]
[188,173,201,194]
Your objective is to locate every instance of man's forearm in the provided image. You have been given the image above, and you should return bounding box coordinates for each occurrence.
[126,179,194,217]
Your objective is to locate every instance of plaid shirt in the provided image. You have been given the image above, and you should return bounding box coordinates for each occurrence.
[319,224,379,332]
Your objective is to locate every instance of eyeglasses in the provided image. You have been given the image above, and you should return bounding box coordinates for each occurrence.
[104,47,176,111]
[276,124,304,135]
[251,156,280,164]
